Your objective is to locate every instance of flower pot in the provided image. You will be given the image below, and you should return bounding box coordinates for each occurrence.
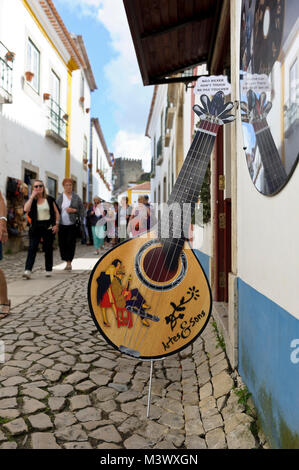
[25,71,34,82]
[43,93,51,101]
[85,108,90,113]
[63,113,69,121]
[5,51,15,62]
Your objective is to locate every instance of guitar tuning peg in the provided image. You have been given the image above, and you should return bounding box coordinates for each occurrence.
[222,115,236,123]
[263,101,272,115]
[259,92,266,109]
[240,101,248,113]
[200,94,211,113]
[193,104,205,118]
[247,89,257,110]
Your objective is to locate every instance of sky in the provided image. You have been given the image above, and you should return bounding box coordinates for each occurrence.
[54,0,153,172]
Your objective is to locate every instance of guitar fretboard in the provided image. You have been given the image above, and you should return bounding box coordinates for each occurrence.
[253,119,287,193]
[159,120,219,241]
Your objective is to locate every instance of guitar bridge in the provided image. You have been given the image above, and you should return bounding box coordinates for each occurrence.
[126,306,160,322]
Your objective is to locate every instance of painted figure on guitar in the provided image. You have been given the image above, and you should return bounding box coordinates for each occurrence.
[88,91,235,360]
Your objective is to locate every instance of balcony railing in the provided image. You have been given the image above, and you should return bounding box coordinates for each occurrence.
[46,98,68,147]
[284,99,299,138]
[0,41,13,104]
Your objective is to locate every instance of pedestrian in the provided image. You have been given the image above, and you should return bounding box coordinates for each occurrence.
[95,209,108,249]
[112,201,119,245]
[128,196,148,237]
[86,202,94,245]
[90,197,104,255]
[56,178,84,271]
[106,206,116,245]
[23,180,60,279]
[143,194,157,230]
[81,202,89,245]
[118,196,132,242]
[0,191,10,318]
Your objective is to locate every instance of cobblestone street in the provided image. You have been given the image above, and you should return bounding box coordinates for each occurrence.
[0,244,268,449]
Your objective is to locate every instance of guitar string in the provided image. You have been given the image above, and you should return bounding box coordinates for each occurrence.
[132,98,232,356]
[126,128,212,353]
[120,127,209,352]
[133,118,217,355]
[115,97,227,356]
[121,122,213,353]
[248,93,286,193]
[257,94,287,189]
[130,117,217,355]
[254,119,286,193]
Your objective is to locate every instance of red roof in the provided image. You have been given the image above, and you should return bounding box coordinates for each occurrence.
[129,182,150,191]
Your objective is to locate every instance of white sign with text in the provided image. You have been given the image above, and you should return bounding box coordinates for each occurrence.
[240,73,271,94]
[194,75,231,96]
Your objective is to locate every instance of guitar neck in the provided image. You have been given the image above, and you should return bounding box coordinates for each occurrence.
[253,119,287,193]
[160,120,219,240]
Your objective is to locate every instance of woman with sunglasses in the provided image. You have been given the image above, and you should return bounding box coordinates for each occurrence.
[23,180,60,279]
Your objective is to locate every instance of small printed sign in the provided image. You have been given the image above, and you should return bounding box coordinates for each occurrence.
[194,75,231,96]
[240,73,271,94]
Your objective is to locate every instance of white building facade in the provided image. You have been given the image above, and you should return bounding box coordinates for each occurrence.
[90,117,112,202]
[0,0,104,249]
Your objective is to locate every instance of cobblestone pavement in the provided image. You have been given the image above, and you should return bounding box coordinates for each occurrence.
[0,243,268,449]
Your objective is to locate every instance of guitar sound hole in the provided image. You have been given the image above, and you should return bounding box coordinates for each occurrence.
[143,246,178,283]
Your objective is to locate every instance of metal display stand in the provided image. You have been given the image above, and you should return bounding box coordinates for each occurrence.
[145,358,165,419]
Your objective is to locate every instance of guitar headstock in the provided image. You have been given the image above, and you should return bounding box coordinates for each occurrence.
[193,91,235,125]
[241,90,272,123]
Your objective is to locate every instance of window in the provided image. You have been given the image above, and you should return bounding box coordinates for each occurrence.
[51,70,60,104]
[47,177,57,198]
[24,168,37,197]
[83,135,88,162]
[27,39,40,93]
[80,72,85,107]
[96,148,99,169]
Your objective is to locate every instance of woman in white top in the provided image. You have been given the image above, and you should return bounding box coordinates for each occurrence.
[56,178,84,270]
[23,180,60,279]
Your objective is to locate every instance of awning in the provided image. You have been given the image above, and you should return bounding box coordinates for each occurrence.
[123,0,230,86]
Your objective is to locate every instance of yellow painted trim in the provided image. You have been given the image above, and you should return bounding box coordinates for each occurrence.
[22,0,79,72]
[67,57,79,72]
[127,189,132,205]
[65,70,72,177]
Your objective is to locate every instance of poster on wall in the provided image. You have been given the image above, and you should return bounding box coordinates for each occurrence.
[240,0,299,196]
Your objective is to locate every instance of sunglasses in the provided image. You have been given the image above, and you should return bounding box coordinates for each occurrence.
[34,185,43,188]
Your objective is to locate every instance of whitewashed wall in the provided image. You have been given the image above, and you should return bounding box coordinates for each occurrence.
[0,0,70,194]
[69,69,91,199]
[90,125,111,202]
[232,0,299,318]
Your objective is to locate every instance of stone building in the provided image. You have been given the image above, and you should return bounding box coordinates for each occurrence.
[112,157,143,199]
